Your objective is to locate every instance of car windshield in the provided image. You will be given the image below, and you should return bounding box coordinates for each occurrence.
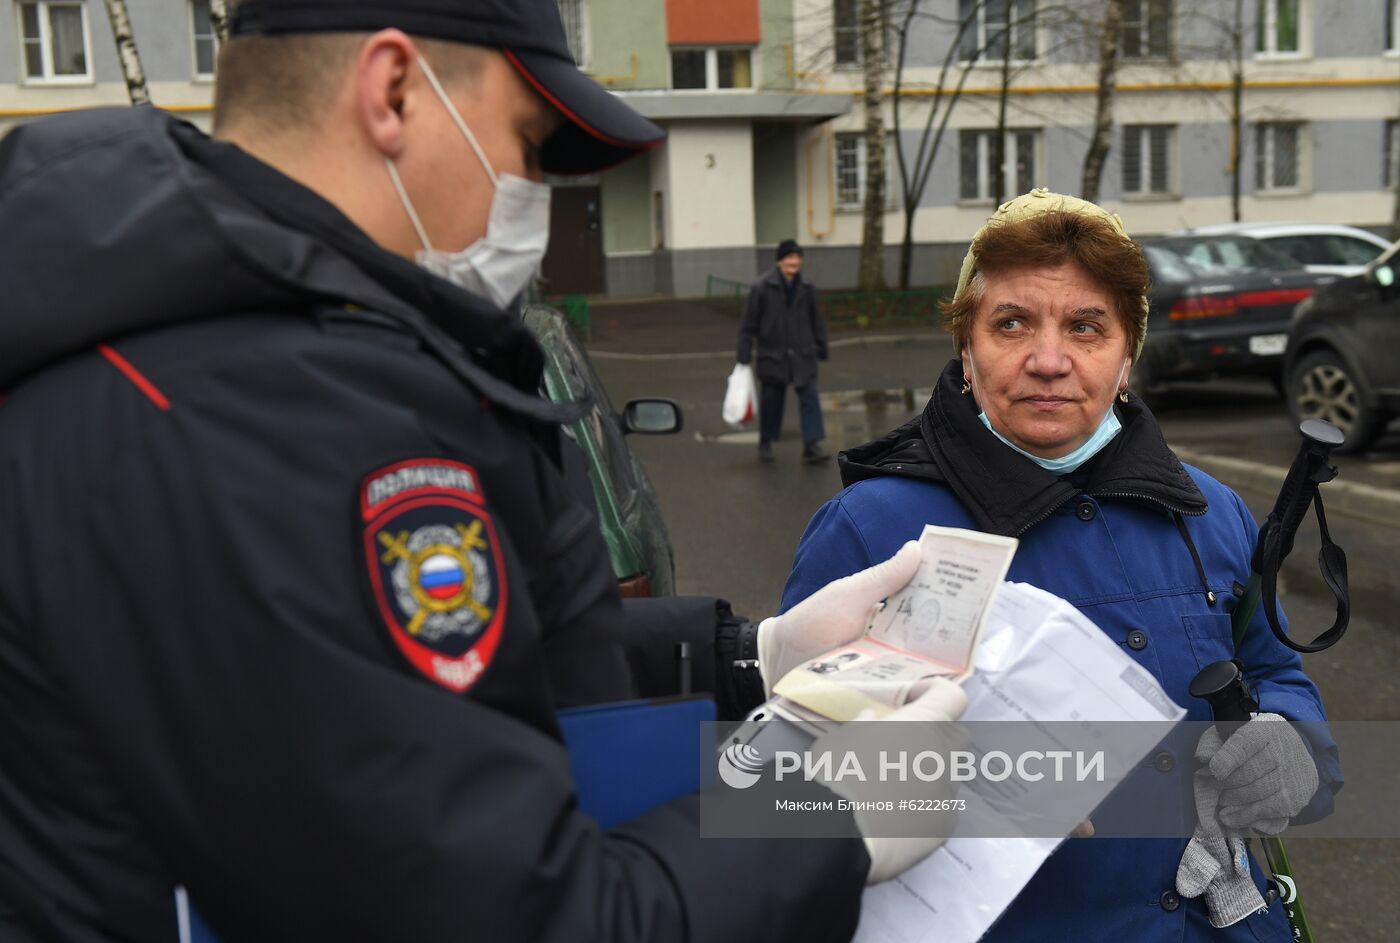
[1142,244,1197,282]
[1155,236,1303,274]
[1323,236,1386,266]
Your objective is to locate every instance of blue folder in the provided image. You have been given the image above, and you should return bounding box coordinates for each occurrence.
[179,696,717,940]
[558,696,717,829]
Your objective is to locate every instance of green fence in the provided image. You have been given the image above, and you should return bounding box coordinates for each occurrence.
[819,287,950,330]
[706,274,950,330]
[525,278,591,339]
[704,275,747,316]
[556,294,590,339]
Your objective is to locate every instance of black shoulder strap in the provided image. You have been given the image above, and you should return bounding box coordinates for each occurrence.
[1257,481,1349,653]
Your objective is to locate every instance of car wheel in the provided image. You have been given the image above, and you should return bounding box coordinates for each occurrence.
[1289,349,1385,453]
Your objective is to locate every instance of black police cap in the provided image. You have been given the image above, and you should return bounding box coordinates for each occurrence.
[229,0,665,175]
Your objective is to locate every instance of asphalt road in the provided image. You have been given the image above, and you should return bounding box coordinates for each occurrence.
[588,300,1400,940]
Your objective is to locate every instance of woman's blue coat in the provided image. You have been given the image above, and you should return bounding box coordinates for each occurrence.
[780,367,1340,943]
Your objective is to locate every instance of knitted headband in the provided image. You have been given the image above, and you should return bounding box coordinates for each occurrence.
[952,188,1148,358]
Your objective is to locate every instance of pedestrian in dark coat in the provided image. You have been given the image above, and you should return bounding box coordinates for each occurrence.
[737,239,831,463]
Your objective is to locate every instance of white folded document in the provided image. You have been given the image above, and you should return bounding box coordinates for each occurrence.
[852,580,1186,943]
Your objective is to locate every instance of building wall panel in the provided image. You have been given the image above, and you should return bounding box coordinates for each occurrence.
[667,0,761,46]
[664,120,756,250]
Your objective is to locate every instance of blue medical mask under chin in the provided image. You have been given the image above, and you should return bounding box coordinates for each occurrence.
[971,358,1129,475]
[384,55,552,310]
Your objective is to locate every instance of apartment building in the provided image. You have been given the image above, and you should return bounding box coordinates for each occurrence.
[793,0,1400,290]
[0,1,219,135]
[3,1,1398,297]
[547,0,853,296]
[0,0,852,297]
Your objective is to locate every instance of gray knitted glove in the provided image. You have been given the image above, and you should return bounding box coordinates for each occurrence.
[1177,826,1265,928]
[1176,740,1267,927]
[1206,713,1319,834]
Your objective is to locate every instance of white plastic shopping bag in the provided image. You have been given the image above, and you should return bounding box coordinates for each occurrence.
[722,363,756,428]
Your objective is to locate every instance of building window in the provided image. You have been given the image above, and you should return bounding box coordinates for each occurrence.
[556,0,589,69]
[1256,0,1300,55]
[834,132,898,212]
[17,1,90,82]
[1255,122,1303,192]
[834,0,860,67]
[1384,120,1399,188]
[192,0,218,78]
[670,47,752,90]
[1387,0,1399,52]
[959,129,1039,202]
[1121,125,1174,196]
[1121,0,1171,59]
[835,134,862,209]
[959,0,1037,63]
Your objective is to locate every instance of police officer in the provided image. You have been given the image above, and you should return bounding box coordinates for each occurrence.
[0,2,965,940]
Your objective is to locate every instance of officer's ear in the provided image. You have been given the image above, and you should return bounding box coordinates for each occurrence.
[356,29,417,159]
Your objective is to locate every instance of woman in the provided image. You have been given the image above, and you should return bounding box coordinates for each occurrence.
[779,190,1339,941]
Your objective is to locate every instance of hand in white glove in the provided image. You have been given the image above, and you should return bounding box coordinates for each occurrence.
[810,677,969,884]
[1202,714,1319,834]
[757,541,921,695]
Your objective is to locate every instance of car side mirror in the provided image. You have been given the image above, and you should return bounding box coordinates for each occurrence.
[621,398,683,435]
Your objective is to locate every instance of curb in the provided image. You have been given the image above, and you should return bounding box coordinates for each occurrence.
[1174,447,1400,529]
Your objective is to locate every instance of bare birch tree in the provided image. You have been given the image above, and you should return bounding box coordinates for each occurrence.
[1169,0,1251,221]
[1080,0,1125,202]
[985,2,1082,206]
[1175,0,1248,221]
[1226,0,1245,221]
[101,0,149,105]
[858,0,891,291]
[990,29,1014,206]
[889,1,982,290]
[209,0,231,45]
[1392,105,1400,241]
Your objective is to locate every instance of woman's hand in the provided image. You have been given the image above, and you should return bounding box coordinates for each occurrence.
[1203,714,1319,834]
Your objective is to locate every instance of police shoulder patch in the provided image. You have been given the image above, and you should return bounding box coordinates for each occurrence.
[361,459,507,693]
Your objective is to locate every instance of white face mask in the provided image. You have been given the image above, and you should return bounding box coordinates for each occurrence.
[969,356,1132,474]
[385,55,552,309]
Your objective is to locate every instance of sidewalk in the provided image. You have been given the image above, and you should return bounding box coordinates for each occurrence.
[584,297,1400,528]
[1173,447,1400,528]
[585,299,735,356]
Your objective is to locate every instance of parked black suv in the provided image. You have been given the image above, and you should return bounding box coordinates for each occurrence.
[1285,239,1400,452]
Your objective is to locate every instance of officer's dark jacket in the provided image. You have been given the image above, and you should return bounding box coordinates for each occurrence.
[736,268,828,387]
[0,108,867,942]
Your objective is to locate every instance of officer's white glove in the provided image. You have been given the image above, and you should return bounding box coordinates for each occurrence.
[1206,714,1319,834]
[810,677,969,884]
[757,541,921,696]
